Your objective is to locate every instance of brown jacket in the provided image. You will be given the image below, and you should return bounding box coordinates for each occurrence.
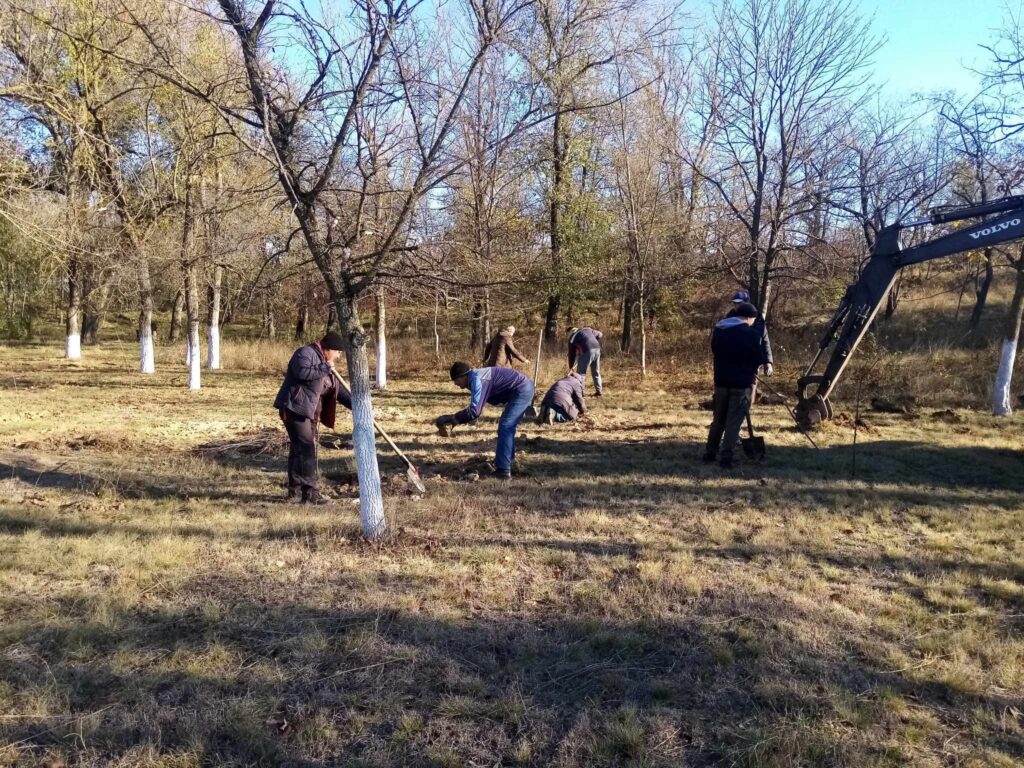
[483,330,528,368]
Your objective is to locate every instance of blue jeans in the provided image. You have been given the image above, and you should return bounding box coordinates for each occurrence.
[576,347,603,394]
[496,381,535,471]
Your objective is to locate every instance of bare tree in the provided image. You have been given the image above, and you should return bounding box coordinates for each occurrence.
[701,0,879,315]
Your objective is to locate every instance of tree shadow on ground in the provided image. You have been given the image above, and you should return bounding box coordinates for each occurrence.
[1,575,1020,766]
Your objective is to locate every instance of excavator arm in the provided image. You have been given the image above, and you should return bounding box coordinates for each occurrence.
[795,195,1024,429]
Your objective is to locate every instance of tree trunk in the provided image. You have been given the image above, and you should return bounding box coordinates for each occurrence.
[470,297,484,352]
[295,281,309,340]
[65,257,81,360]
[639,268,647,378]
[169,288,185,342]
[544,295,560,341]
[969,249,994,331]
[993,260,1024,415]
[374,287,387,390]
[207,264,222,369]
[264,298,276,340]
[185,266,201,390]
[621,282,636,354]
[336,297,387,539]
[326,305,336,334]
[138,259,155,374]
[433,292,441,361]
[546,111,564,342]
[82,266,109,345]
[482,289,491,354]
[182,184,201,390]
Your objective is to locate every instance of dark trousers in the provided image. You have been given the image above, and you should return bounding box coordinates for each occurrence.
[283,413,319,494]
[705,386,751,460]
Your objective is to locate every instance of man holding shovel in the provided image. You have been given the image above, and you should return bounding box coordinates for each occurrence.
[274,331,351,504]
[435,362,535,480]
[567,326,604,396]
[703,303,767,469]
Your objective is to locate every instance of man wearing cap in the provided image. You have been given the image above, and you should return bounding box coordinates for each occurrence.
[537,371,587,424]
[435,362,535,479]
[274,332,352,504]
[727,290,773,377]
[567,325,604,396]
[704,303,768,468]
[483,325,530,369]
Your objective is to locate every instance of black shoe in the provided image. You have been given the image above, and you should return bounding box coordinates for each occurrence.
[303,491,332,505]
[285,488,303,503]
[701,453,717,464]
[718,457,734,469]
[594,391,604,398]
[493,468,512,480]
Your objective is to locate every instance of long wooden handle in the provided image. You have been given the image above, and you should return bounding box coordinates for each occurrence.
[330,367,417,471]
[533,329,543,384]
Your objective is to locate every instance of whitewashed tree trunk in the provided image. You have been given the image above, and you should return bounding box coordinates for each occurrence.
[639,268,647,378]
[187,325,201,390]
[375,287,387,390]
[66,258,81,360]
[207,264,222,369]
[433,292,441,360]
[339,299,386,539]
[992,263,1024,415]
[138,260,155,374]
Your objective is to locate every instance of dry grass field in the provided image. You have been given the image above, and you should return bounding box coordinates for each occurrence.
[0,337,1022,767]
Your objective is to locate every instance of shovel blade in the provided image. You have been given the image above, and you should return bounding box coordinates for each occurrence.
[741,436,766,461]
[407,466,427,493]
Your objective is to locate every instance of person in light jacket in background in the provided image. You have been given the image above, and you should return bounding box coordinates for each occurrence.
[483,325,530,369]
[274,331,352,504]
[704,303,768,469]
[436,362,535,479]
[567,325,604,396]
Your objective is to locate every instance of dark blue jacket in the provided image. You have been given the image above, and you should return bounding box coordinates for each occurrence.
[727,307,773,365]
[711,318,768,388]
[274,343,352,421]
[453,367,531,424]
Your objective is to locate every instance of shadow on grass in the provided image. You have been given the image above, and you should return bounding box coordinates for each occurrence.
[1,578,1020,766]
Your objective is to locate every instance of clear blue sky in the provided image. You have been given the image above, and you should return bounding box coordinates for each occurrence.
[869,0,1010,97]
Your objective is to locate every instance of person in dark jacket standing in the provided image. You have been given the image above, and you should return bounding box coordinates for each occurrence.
[483,325,530,368]
[567,326,604,396]
[727,290,773,377]
[704,303,768,468]
[435,362,535,479]
[538,372,587,424]
[274,332,352,503]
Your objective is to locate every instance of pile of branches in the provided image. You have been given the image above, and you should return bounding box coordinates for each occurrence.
[196,427,288,458]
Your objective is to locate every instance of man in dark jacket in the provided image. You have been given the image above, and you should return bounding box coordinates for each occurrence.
[483,325,530,368]
[727,290,773,377]
[704,303,768,468]
[567,326,604,396]
[436,362,535,479]
[538,372,587,424]
[274,331,352,503]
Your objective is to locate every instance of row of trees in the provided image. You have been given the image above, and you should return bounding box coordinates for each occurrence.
[2,0,1024,536]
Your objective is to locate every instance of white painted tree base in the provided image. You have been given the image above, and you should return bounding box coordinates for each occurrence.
[993,337,1017,416]
[375,340,387,390]
[187,328,201,390]
[66,333,81,361]
[140,333,155,374]
[207,325,221,369]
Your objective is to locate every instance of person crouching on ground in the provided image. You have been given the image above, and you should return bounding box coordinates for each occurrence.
[435,362,535,479]
[704,302,767,469]
[538,371,587,424]
[274,331,352,504]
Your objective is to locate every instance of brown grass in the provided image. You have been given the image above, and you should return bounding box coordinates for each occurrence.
[0,335,1022,767]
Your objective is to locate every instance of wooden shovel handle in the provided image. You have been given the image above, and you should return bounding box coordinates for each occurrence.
[329,368,417,472]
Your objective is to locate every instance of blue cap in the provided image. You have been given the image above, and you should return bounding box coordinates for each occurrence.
[731,290,750,303]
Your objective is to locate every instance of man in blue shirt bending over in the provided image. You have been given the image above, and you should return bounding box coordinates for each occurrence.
[436,362,536,480]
